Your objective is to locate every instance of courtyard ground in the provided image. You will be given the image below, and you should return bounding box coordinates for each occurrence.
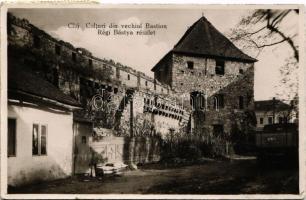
[8,157,298,194]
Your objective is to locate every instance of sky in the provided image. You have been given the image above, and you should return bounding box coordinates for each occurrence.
[10,8,298,101]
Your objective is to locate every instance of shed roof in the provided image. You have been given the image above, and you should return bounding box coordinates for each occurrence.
[8,66,81,108]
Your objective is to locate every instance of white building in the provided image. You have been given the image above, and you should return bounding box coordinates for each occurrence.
[254,98,297,130]
[7,66,81,186]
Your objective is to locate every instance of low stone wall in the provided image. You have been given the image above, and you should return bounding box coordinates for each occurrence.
[74,134,162,174]
[124,136,161,165]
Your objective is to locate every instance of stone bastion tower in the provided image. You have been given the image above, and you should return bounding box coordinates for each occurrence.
[152,16,257,143]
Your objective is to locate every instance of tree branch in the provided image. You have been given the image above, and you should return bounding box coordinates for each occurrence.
[267,21,299,61]
[255,38,288,48]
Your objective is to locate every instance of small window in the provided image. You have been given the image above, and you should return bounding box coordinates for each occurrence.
[199,72,202,76]
[239,69,244,74]
[33,35,41,48]
[187,61,194,70]
[55,44,61,55]
[145,81,148,86]
[81,136,87,144]
[215,60,225,75]
[181,70,185,74]
[268,117,273,124]
[41,125,47,155]
[239,96,244,109]
[32,124,39,155]
[114,88,118,94]
[127,74,130,80]
[8,118,16,157]
[89,59,93,67]
[72,52,77,62]
[180,83,184,86]
[32,124,47,156]
[260,118,264,124]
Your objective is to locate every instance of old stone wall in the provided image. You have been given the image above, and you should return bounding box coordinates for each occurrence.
[171,53,254,96]
[8,13,189,138]
[154,52,255,151]
[8,13,171,97]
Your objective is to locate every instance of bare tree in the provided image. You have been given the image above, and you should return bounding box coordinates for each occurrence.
[230,9,299,104]
[230,9,298,61]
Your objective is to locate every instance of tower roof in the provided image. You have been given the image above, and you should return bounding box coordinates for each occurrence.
[172,16,256,62]
[152,16,256,72]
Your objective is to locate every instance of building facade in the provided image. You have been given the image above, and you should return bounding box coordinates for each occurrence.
[7,12,190,183]
[7,13,258,186]
[254,98,297,130]
[7,13,187,138]
[7,66,81,186]
[152,16,257,138]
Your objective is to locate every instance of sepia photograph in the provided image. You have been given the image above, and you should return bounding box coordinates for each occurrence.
[1,4,304,198]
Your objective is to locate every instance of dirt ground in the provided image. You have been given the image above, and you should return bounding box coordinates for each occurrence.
[8,159,298,194]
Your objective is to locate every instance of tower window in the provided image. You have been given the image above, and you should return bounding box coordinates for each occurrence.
[239,69,244,74]
[127,74,130,80]
[72,52,77,62]
[260,118,264,124]
[145,81,148,86]
[89,59,93,67]
[187,61,194,70]
[55,44,61,55]
[215,60,225,75]
[114,88,118,94]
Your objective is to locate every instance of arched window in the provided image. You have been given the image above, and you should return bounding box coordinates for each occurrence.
[213,96,219,111]
[190,91,207,110]
[214,94,224,110]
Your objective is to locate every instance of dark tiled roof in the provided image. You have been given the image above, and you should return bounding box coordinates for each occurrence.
[8,66,81,108]
[173,16,257,62]
[254,100,291,111]
[152,16,256,72]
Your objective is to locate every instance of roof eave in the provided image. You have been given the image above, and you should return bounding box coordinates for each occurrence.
[8,89,82,110]
[151,51,172,72]
[172,50,257,63]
